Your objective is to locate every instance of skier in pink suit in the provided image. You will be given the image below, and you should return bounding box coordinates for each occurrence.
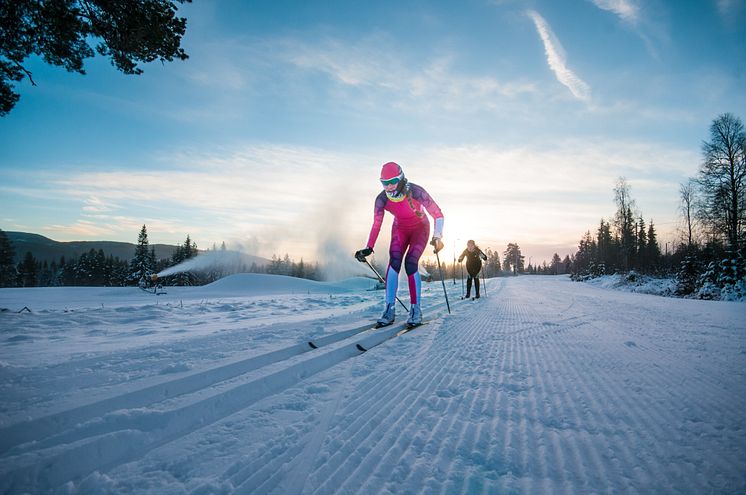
[355,162,444,327]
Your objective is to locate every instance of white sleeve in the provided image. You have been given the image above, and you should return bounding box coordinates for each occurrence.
[433,217,444,239]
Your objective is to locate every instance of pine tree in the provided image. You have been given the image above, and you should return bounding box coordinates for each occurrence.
[172,235,198,285]
[503,243,524,274]
[676,254,700,296]
[0,229,17,287]
[18,251,38,287]
[572,231,596,278]
[596,220,614,274]
[130,225,155,285]
[646,222,662,273]
[483,248,501,277]
[550,253,563,275]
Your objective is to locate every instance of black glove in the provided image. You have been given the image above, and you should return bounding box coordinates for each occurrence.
[430,237,444,254]
[480,253,487,261]
[355,247,373,262]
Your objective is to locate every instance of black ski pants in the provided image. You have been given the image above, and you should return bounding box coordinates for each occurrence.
[466,262,481,298]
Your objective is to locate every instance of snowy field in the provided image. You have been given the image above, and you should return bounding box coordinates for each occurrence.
[1,274,745,494]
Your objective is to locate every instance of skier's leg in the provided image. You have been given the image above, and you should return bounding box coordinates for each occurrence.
[403,223,429,305]
[385,265,399,305]
[404,223,428,325]
[377,227,405,326]
[386,227,405,304]
[474,275,480,298]
[466,276,472,298]
[407,271,421,302]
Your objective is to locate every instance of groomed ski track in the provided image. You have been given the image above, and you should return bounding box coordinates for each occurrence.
[1,276,745,494]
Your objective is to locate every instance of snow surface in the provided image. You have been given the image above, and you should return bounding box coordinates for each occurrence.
[1,274,745,494]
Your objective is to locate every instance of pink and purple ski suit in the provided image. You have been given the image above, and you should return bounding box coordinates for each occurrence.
[365,182,444,306]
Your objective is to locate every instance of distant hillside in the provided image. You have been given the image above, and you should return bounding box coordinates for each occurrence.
[4,232,269,267]
[5,232,180,264]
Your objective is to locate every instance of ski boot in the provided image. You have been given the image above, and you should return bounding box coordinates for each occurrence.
[406,303,422,328]
[376,303,395,328]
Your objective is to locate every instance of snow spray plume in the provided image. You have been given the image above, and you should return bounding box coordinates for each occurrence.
[316,237,373,281]
[308,182,381,282]
[157,250,262,278]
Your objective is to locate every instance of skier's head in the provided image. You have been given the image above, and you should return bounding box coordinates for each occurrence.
[380,162,405,193]
[467,239,476,251]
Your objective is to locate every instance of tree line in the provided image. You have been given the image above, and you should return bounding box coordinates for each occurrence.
[572,177,663,278]
[571,112,745,301]
[420,242,571,280]
[0,225,322,288]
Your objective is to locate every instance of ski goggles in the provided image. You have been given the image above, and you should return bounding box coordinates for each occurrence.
[380,177,401,186]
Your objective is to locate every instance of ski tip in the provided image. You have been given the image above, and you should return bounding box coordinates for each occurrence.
[308,341,318,349]
[356,343,367,352]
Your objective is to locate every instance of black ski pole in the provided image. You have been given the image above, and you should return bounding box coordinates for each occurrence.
[363,258,409,313]
[434,249,451,314]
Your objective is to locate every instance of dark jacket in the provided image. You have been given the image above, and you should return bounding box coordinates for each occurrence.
[458,248,487,275]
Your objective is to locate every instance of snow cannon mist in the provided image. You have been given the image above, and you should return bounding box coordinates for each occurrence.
[156,249,265,279]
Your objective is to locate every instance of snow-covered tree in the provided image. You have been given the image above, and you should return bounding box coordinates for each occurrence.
[130,225,155,284]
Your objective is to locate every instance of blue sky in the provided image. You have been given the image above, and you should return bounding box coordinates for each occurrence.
[1,0,744,266]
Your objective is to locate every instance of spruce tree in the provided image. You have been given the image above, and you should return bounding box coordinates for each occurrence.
[596,220,615,274]
[130,225,155,284]
[562,255,572,274]
[550,253,563,275]
[0,229,17,287]
[18,251,38,287]
[503,243,524,274]
[646,222,662,272]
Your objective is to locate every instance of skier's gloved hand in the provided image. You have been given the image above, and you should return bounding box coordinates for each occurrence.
[430,237,444,254]
[355,247,373,262]
[480,253,487,261]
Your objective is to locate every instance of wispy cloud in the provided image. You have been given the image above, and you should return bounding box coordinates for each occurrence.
[588,0,640,24]
[526,10,592,102]
[716,0,745,25]
[8,136,697,262]
[82,196,118,213]
[34,144,380,256]
[587,0,667,59]
[260,35,537,113]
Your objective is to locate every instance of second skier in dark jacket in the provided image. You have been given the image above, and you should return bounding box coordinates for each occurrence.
[458,239,487,299]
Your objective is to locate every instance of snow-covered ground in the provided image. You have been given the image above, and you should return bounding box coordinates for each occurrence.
[1,274,744,494]
[582,272,679,297]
